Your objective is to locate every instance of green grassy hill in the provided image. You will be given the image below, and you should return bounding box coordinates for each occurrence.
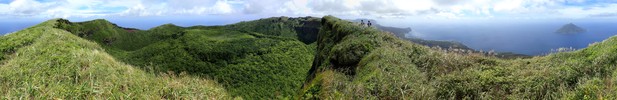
[53,17,318,99]
[3,15,617,99]
[0,19,230,99]
[301,16,617,99]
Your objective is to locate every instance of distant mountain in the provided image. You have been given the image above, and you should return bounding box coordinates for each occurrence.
[556,23,586,34]
[350,19,472,50]
[350,19,530,58]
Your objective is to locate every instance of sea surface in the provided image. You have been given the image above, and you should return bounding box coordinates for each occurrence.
[406,21,617,55]
[0,21,39,36]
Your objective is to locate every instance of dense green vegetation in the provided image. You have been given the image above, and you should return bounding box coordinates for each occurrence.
[301,16,617,99]
[3,15,617,99]
[0,19,230,99]
[53,17,319,99]
[228,16,321,44]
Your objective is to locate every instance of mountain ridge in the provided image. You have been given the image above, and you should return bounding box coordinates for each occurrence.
[0,19,231,99]
[53,17,317,99]
[1,16,617,99]
[301,15,617,99]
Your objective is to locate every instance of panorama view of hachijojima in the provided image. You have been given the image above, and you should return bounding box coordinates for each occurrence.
[1,0,617,99]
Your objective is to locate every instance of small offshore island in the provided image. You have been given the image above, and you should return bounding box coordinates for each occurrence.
[556,23,586,34]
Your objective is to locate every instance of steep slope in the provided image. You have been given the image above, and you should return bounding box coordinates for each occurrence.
[0,19,230,99]
[54,18,316,99]
[302,16,617,99]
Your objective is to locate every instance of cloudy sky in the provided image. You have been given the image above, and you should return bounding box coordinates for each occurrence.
[1,0,617,22]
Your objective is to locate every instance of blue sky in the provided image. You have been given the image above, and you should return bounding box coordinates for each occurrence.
[0,0,617,22]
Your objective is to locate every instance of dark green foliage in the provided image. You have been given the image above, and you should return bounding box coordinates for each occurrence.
[405,37,472,50]
[228,16,321,44]
[54,19,184,51]
[0,19,230,99]
[124,29,313,99]
[8,16,617,99]
[54,18,317,99]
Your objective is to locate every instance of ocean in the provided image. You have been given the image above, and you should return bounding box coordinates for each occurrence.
[0,21,40,36]
[406,21,617,55]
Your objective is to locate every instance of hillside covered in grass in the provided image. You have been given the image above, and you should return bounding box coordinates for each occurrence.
[0,19,230,99]
[53,17,320,99]
[301,16,617,99]
[2,15,617,99]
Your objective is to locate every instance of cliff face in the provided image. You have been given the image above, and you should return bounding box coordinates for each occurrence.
[303,15,439,99]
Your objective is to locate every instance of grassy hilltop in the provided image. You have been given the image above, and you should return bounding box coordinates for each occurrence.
[301,16,617,99]
[0,19,230,99]
[1,15,616,99]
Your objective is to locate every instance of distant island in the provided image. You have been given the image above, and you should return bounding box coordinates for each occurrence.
[556,23,586,34]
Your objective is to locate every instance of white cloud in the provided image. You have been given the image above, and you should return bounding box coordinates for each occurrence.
[0,0,615,19]
[299,0,617,19]
[119,3,163,16]
[0,0,239,18]
[116,0,239,16]
[1,0,57,16]
[306,0,438,18]
[560,3,617,18]
[177,0,234,15]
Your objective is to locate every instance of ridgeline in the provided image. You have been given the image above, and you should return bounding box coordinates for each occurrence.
[301,16,617,99]
[53,17,320,99]
[0,19,230,99]
[0,16,616,99]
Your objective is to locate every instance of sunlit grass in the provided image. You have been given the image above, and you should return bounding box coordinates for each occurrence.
[0,21,231,99]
